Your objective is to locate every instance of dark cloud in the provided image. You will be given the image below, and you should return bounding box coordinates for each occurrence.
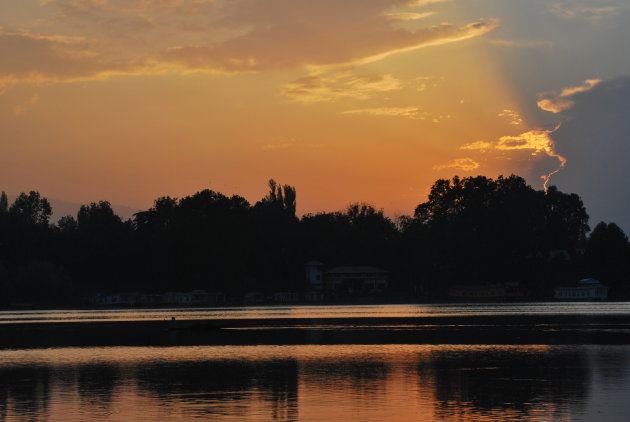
[552,76,630,233]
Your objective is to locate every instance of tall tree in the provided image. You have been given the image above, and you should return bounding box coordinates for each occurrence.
[9,191,52,225]
[0,191,8,214]
[586,222,630,296]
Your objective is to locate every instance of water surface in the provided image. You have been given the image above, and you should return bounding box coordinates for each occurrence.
[2,302,630,324]
[2,303,630,421]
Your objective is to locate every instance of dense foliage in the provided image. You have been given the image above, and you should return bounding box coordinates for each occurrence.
[0,176,628,306]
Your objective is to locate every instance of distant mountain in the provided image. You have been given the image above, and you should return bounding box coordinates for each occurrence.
[7,195,140,223]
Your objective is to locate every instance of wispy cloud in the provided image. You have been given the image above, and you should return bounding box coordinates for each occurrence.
[488,39,554,49]
[496,127,566,191]
[157,0,498,72]
[548,1,623,22]
[432,158,480,171]
[537,78,601,113]
[461,127,566,191]
[460,141,492,150]
[384,11,435,21]
[160,19,498,72]
[2,0,499,94]
[341,106,451,122]
[13,94,40,116]
[283,73,402,103]
[498,109,523,125]
[0,28,147,93]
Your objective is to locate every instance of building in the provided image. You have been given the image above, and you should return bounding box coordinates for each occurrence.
[304,262,389,297]
[554,278,608,300]
[273,291,300,303]
[91,292,139,306]
[244,291,265,303]
[305,260,325,291]
[326,266,389,294]
[449,282,525,300]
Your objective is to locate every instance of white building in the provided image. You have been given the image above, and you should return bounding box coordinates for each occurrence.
[554,278,608,300]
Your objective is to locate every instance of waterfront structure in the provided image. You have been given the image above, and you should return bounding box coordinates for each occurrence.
[449,282,525,300]
[273,291,300,302]
[92,289,220,306]
[305,260,325,291]
[554,278,608,300]
[304,261,389,297]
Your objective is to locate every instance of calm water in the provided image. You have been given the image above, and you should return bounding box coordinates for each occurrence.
[2,302,630,324]
[2,304,630,421]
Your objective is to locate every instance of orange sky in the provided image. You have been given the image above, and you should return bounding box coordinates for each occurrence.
[1,0,628,218]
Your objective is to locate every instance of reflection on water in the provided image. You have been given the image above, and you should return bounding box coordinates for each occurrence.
[1,344,630,421]
[2,302,630,324]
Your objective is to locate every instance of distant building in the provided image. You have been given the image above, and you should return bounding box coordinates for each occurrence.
[207,292,227,304]
[92,289,223,307]
[162,290,209,305]
[303,291,325,302]
[244,291,265,303]
[92,292,138,306]
[449,282,524,300]
[326,266,389,294]
[554,278,608,300]
[304,262,389,297]
[138,293,162,306]
[273,291,300,303]
[305,261,325,291]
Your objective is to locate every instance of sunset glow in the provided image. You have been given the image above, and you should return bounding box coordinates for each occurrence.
[1,0,629,228]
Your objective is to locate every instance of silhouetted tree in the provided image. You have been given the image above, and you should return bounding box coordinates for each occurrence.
[250,180,300,291]
[409,175,589,294]
[586,222,630,297]
[9,191,52,226]
[56,215,78,233]
[73,201,135,292]
[1,176,628,307]
[0,191,8,214]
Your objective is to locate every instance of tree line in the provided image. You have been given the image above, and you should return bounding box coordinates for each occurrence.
[0,175,629,307]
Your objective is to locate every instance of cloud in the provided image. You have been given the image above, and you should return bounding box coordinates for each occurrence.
[548,2,623,22]
[488,39,554,49]
[1,0,497,94]
[283,73,402,103]
[384,12,435,21]
[498,109,523,125]
[1,0,498,96]
[13,94,40,116]
[475,127,566,191]
[547,76,630,233]
[405,0,450,6]
[0,28,142,92]
[432,158,480,171]
[341,106,451,121]
[159,0,498,72]
[460,141,492,150]
[537,79,601,113]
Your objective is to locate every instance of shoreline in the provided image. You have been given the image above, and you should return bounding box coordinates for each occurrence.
[1,298,627,313]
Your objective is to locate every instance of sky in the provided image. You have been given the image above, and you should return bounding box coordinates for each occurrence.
[0,0,629,231]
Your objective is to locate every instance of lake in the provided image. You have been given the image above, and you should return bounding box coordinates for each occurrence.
[1,303,630,421]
